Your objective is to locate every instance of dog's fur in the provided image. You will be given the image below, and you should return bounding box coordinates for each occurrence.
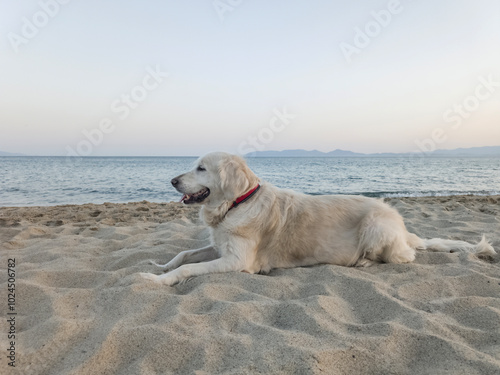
[139,152,496,286]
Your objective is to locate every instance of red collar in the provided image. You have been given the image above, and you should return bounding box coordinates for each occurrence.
[228,184,260,211]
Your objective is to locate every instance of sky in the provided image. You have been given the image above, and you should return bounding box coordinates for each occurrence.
[0,0,499,156]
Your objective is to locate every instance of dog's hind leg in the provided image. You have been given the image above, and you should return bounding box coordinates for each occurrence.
[381,235,416,264]
[357,211,416,265]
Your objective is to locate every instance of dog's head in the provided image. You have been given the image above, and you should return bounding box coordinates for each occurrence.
[171,152,259,207]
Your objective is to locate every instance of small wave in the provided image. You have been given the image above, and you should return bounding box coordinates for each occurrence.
[5,187,21,192]
[306,190,500,198]
[358,190,500,198]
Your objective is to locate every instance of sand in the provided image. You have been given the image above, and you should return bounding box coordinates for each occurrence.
[1,196,499,375]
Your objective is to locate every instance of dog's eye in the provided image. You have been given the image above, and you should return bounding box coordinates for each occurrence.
[197,165,206,172]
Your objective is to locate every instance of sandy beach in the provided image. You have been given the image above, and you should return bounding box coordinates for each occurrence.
[1,195,499,374]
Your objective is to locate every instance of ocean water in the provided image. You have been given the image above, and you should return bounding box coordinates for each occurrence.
[0,156,499,207]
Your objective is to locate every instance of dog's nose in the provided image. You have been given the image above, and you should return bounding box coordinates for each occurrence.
[171,178,179,187]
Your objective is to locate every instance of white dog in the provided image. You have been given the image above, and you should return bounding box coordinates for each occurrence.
[139,152,495,286]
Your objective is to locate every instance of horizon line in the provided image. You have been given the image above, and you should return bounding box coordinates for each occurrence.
[1,145,500,158]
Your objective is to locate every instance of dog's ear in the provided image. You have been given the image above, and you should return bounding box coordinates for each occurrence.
[218,155,258,201]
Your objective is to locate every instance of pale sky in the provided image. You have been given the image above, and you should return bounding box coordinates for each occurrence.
[0,0,499,156]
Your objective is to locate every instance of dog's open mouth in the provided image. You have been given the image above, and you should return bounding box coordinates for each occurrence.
[181,187,210,204]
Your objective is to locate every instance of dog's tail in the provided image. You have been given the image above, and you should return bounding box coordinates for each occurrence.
[408,233,496,257]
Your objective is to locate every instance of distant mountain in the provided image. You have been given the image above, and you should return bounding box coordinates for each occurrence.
[430,146,500,157]
[246,146,500,158]
[245,149,366,157]
[325,149,365,157]
[0,150,26,156]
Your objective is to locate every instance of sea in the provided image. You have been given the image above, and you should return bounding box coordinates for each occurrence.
[1,156,499,207]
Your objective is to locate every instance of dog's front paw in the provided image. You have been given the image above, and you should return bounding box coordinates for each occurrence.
[157,273,180,286]
[137,272,180,286]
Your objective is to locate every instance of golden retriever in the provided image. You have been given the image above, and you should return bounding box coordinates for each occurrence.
[139,152,495,286]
